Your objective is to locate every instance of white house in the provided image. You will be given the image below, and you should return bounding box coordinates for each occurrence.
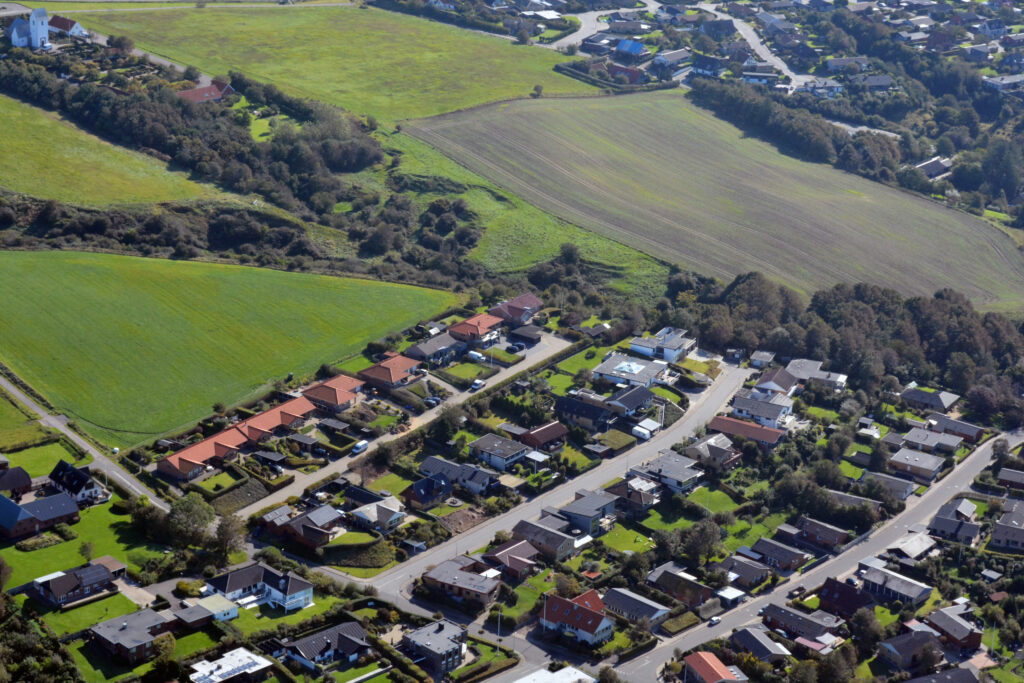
[206,563,314,612]
[629,327,696,363]
[9,8,51,49]
[350,496,405,534]
[48,15,88,38]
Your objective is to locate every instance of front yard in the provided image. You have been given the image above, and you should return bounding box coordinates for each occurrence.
[600,523,654,553]
[686,486,739,513]
[232,595,343,634]
[445,362,490,380]
[506,568,553,619]
[24,592,138,635]
[197,469,241,492]
[367,472,413,495]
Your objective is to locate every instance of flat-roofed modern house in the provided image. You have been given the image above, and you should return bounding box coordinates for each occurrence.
[90,609,172,664]
[889,448,945,482]
[592,353,674,388]
[629,327,696,363]
[403,620,467,673]
[628,450,702,493]
[469,434,529,472]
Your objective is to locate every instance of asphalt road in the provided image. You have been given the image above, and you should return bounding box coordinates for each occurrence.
[0,375,169,511]
[232,334,574,519]
[545,0,661,51]
[617,429,1024,679]
[697,2,812,88]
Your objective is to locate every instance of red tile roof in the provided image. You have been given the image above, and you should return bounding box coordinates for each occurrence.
[449,313,503,339]
[708,416,785,444]
[48,15,78,31]
[542,590,607,635]
[358,354,420,386]
[177,82,234,104]
[303,374,364,407]
[161,396,315,477]
[489,293,543,321]
[684,651,738,683]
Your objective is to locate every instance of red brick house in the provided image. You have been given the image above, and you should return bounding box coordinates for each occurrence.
[519,421,569,453]
[357,353,421,389]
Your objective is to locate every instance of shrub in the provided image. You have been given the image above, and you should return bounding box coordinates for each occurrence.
[53,523,78,541]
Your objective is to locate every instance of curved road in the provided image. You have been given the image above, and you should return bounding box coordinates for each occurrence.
[546,0,661,51]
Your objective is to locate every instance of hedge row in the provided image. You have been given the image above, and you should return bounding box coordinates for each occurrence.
[661,611,700,635]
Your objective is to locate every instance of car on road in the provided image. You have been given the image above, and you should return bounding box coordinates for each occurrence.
[758,606,765,616]
[787,586,805,598]
[352,440,369,454]
[424,396,441,407]
[471,379,486,391]
[708,616,722,626]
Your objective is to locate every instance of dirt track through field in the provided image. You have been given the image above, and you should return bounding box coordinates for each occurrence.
[407,91,1024,310]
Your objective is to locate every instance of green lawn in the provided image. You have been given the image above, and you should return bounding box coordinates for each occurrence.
[914,589,943,617]
[333,663,381,683]
[854,655,891,681]
[0,94,216,205]
[197,469,242,492]
[0,498,163,588]
[367,472,413,495]
[565,548,612,575]
[873,605,900,627]
[83,6,592,121]
[597,629,634,656]
[327,531,377,545]
[32,593,139,635]
[557,347,610,375]
[601,523,654,553]
[686,486,738,513]
[368,413,400,430]
[545,372,575,396]
[232,595,342,634]
[506,568,552,619]
[333,561,399,578]
[70,627,217,682]
[839,459,864,479]
[6,441,90,478]
[642,506,698,532]
[561,445,597,471]
[453,641,510,676]
[723,513,787,554]
[0,251,455,447]
[407,91,1024,311]
[444,362,488,380]
[804,405,839,422]
[0,391,49,450]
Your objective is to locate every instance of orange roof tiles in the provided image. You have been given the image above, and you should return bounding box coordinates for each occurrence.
[684,652,738,683]
[542,590,608,635]
[303,375,364,407]
[162,396,316,477]
[358,355,420,386]
[449,314,503,339]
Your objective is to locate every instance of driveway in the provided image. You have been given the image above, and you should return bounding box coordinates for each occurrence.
[0,375,168,511]
[616,429,1024,680]
[232,333,574,519]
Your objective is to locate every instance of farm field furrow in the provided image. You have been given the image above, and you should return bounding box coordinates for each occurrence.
[406,91,1024,310]
[0,251,457,447]
[0,94,216,205]
[81,6,594,121]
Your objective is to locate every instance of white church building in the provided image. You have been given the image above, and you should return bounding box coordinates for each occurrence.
[8,8,53,50]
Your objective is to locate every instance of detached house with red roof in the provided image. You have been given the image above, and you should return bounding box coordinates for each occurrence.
[48,15,87,38]
[540,589,614,645]
[303,374,364,413]
[157,396,316,481]
[177,80,235,104]
[683,651,747,683]
[357,353,420,390]
[448,314,503,347]
[488,293,543,326]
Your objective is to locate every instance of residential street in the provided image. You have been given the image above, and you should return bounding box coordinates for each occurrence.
[545,0,661,51]
[232,334,574,519]
[617,429,1024,680]
[0,375,169,511]
[697,2,813,88]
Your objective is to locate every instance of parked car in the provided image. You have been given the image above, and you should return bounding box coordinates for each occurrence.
[708,616,722,626]
[471,379,486,391]
[352,440,369,454]
[505,345,521,354]
[467,351,485,362]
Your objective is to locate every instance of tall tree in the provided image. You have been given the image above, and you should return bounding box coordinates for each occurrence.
[167,492,215,547]
[213,514,246,560]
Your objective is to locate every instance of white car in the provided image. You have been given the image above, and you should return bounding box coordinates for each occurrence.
[708,616,722,626]
[351,440,369,454]
[471,379,486,391]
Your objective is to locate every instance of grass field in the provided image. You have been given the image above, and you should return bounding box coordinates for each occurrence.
[0,498,162,588]
[70,627,217,682]
[601,523,654,553]
[82,6,593,121]
[0,251,456,447]
[507,568,552,619]
[0,391,48,450]
[407,92,1024,310]
[32,593,139,635]
[0,94,215,205]
[6,441,91,478]
[367,472,413,495]
[686,486,738,513]
[232,595,342,634]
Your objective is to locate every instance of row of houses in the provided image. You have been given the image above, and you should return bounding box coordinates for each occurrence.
[0,459,107,539]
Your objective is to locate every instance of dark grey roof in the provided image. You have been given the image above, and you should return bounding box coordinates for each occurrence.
[891,448,945,473]
[903,428,961,450]
[631,451,700,484]
[731,627,791,660]
[900,387,959,410]
[91,609,169,649]
[927,515,980,539]
[862,471,917,498]
[405,619,466,656]
[752,537,807,565]
[0,494,34,530]
[555,396,611,422]
[862,567,931,600]
[717,555,770,583]
[512,518,572,549]
[254,450,287,463]
[607,385,655,411]
[763,603,842,638]
[469,434,526,459]
[49,460,93,495]
[925,606,981,642]
[733,388,792,420]
[207,562,312,597]
[288,434,319,446]
[0,466,31,492]
[560,489,617,518]
[905,670,978,683]
[173,604,213,624]
[603,587,669,619]
[406,332,461,360]
[880,630,940,657]
[319,419,350,432]
[646,560,688,584]
[286,622,369,660]
[425,557,499,594]
[925,413,983,439]
[999,467,1024,484]
[420,456,497,488]
[22,493,79,522]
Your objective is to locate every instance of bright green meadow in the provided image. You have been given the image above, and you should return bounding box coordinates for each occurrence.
[0,94,215,205]
[0,251,456,447]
